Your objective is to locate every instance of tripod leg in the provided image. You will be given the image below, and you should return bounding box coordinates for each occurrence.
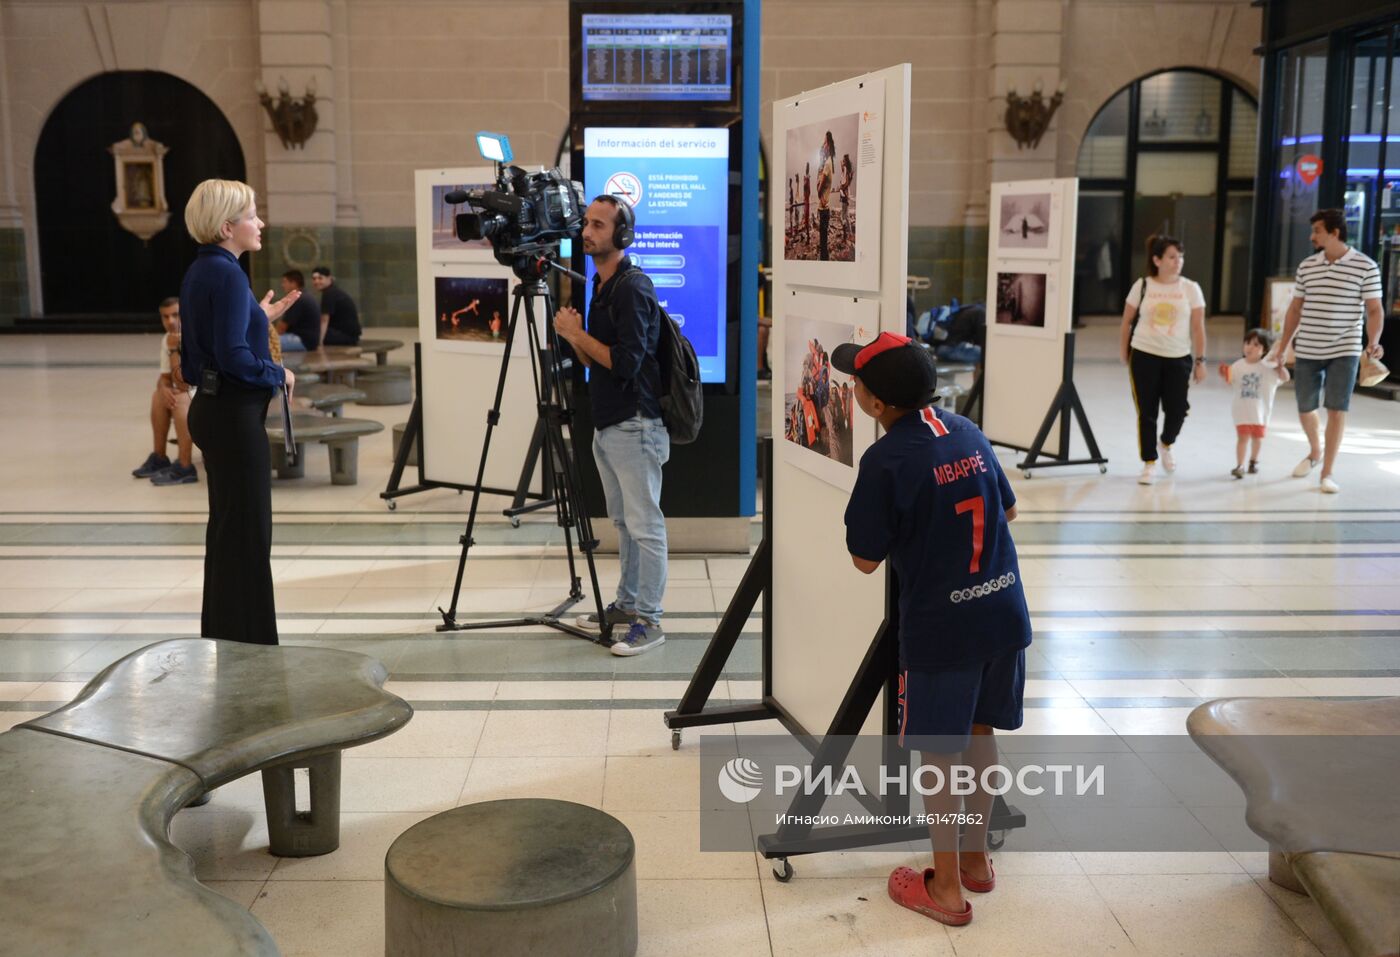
[440,287,526,627]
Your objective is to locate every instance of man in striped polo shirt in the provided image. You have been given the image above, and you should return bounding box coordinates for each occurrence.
[1275,209,1386,494]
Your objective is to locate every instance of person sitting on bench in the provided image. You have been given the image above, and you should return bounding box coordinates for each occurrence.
[275,269,321,352]
[311,265,361,346]
[132,297,198,485]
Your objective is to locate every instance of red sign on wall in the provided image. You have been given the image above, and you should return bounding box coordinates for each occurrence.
[1297,154,1323,185]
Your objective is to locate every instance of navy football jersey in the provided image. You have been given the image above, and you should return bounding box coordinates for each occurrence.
[845,407,1032,669]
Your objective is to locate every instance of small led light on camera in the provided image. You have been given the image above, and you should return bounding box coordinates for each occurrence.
[476,132,514,164]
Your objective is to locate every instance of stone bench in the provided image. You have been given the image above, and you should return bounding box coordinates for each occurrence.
[350,338,405,366]
[282,350,371,386]
[267,413,384,485]
[1187,697,1400,957]
[385,799,637,957]
[0,638,412,956]
[356,364,413,405]
[298,382,367,416]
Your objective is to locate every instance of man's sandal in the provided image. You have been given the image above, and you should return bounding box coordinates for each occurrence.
[887,867,973,926]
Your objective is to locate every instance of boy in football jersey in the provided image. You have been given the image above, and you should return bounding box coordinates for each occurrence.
[836,333,1031,928]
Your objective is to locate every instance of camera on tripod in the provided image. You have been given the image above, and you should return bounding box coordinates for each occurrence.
[445,132,587,281]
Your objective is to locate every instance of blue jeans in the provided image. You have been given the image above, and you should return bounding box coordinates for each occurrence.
[593,415,670,623]
[279,333,307,352]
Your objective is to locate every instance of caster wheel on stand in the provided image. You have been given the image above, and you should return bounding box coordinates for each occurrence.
[386,500,397,511]
[772,858,794,883]
[671,729,682,751]
[988,830,1007,850]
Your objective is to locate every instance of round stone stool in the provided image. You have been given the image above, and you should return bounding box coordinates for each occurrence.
[384,799,637,957]
[391,422,418,466]
[357,365,412,405]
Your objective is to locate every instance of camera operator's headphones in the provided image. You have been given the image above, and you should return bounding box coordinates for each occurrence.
[601,193,635,250]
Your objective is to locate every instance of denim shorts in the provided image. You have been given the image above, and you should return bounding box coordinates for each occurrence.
[1293,355,1360,413]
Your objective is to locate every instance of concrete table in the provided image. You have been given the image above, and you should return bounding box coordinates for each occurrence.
[385,799,637,957]
[298,382,367,416]
[266,413,384,484]
[353,338,405,366]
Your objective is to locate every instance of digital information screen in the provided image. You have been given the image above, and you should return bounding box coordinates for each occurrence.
[584,127,729,384]
[581,13,732,103]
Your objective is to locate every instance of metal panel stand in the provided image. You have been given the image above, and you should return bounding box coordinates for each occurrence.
[1009,330,1108,478]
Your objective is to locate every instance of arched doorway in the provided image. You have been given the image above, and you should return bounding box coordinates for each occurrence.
[1075,69,1258,316]
[35,71,245,318]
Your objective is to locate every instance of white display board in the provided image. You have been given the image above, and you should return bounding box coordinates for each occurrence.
[983,178,1079,450]
[770,65,911,739]
[415,168,544,495]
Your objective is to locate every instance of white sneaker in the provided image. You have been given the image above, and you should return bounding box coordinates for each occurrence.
[1137,464,1155,485]
[1292,455,1319,478]
[1320,475,1340,494]
[1157,442,1176,473]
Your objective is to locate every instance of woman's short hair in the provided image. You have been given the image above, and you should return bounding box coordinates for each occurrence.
[184,179,256,245]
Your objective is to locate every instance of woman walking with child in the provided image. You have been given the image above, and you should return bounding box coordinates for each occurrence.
[1119,234,1207,485]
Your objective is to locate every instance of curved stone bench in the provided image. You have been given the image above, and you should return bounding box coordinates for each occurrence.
[298,382,367,416]
[1187,697,1400,957]
[283,351,370,386]
[385,799,637,957]
[356,365,413,405]
[267,413,384,484]
[2,638,413,956]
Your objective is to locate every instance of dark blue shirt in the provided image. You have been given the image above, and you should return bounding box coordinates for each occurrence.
[587,257,662,429]
[179,245,284,391]
[845,407,1031,670]
[282,291,321,349]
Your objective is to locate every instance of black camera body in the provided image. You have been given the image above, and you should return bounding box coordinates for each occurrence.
[452,165,586,279]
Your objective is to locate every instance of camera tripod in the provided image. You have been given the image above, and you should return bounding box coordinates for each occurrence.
[438,263,612,644]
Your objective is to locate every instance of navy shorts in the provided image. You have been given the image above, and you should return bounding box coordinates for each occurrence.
[897,648,1026,754]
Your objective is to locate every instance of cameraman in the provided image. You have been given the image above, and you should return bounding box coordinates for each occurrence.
[554,195,668,657]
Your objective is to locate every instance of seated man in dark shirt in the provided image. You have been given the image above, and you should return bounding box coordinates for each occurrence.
[311,265,361,346]
[275,270,321,351]
[553,195,669,657]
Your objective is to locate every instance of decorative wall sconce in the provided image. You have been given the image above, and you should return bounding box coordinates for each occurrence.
[256,76,319,149]
[1004,80,1066,150]
[109,122,170,241]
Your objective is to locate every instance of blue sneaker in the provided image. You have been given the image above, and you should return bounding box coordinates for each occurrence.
[610,620,665,657]
[151,463,199,486]
[576,602,637,634]
[132,452,170,478]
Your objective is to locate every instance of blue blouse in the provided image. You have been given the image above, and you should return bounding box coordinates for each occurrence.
[179,245,285,391]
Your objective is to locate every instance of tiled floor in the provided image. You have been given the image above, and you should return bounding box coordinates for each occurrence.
[3,317,1396,955]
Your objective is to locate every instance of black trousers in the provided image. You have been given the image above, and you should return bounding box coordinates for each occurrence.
[189,385,278,645]
[1129,349,1192,462]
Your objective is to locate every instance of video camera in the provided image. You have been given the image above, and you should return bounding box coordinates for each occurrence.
[445,132,586,281]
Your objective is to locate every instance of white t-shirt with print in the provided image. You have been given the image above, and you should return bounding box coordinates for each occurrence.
[1228,358,1285,426]
[1126,277,1206,358]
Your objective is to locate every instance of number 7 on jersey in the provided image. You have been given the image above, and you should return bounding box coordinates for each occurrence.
[954,495,985,574]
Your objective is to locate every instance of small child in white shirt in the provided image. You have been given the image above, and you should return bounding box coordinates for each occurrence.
[1219,327,1289,479]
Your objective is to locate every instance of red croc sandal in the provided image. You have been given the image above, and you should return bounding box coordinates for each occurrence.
[888,866,973,926]
[960,858,995,893]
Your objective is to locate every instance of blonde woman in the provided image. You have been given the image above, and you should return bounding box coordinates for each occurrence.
[179,179,298,645]
[1119,234,1206,485]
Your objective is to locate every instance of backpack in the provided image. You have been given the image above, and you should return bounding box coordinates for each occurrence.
[618,269,704,444]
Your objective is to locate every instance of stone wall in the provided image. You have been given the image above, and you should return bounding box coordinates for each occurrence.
[0,0,1260,325]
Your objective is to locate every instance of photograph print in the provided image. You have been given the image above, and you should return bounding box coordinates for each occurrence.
[990,180,1063,260]
[783,111,860,265]
[783,314,857,469]
[995,270,1047,328]
[434,275,510,346]
[997,192,1052,252]
[432,182,492,251]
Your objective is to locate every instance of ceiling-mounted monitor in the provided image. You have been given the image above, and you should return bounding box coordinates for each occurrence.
[580,12,733,103]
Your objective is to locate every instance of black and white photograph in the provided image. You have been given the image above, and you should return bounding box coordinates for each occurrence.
[432,183,492,251]
[783,112,859,264]
[434,275,509,345]
[997,191,1052,251]
[995,271,1048,328]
